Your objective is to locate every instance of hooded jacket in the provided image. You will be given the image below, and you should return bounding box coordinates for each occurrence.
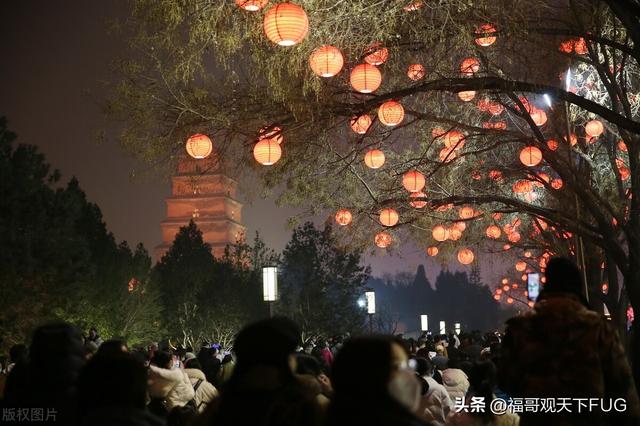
[441,368,469,403]
[147,365,195,410]
[184,368,218,412]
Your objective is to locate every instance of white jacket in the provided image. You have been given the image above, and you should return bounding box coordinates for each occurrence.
[148,365,195,410]
[442,368,469,403]
[419,376,453,426]
[184,368,219,412]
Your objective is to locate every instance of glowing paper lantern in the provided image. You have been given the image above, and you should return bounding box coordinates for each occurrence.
[458,91,476,102]
[350,64,382,93]
[364,43,389,66]
[457,248,475,265]
[309,45,344,77]
[475,23,497,47]
[618,140,628,152]
[515,261,527,272]
[402,170,426,192]
[407,64,426,80]
[507,297,514,304]
[546,139,558,151]
[409,192,427,208]
[444,130,465,148]
[460,57,480,76]
[236,0,268,11]
[439,147,457,163]
[185,134,213,159]
[585,119,604,138]
[379,208,399,227]
[459,206,475,219]
[364,149,385,169]
[350,114,372,134]
[335,209,352,226]
[559,40,573,53]
[530,108,548,126]
[253,139,282,165]
[375,231,392,248]
[426,246,439,256]
[551,178,563,189]
[449,228,462,241]
[574,38,588,55]
[432,225,448,242]
[508,232,521,243]
[488,102,504,116]
[513,180,533,193]
[486,225,501,239]
[378,101,405,127]
[263,3,309,46]
[520,146,543,167]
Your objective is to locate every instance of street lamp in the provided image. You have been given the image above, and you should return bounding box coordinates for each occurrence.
[263,266,278,317]
[454,322,461,335]
[420,314,429,332]
[365,291,376,332]
[439,321,446,335]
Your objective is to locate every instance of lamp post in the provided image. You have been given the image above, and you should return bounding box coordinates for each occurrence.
[439,320,446,335]
[420,314,429,333]
[365,291,376,333]
[263,266,278,317]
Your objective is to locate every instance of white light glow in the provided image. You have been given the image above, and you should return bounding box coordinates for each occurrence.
[439,320,446,335]
[421,314,429,331]
[365,291,376,314]
[262,267,278,301]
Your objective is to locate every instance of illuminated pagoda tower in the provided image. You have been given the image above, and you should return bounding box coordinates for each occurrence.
[155,150,245,260]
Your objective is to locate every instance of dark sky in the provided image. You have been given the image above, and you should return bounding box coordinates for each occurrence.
[0,1,506,283]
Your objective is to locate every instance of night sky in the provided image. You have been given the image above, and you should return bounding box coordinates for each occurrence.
[0,1,507,284]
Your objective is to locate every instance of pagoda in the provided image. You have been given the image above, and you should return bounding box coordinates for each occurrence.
[155,154,245,260]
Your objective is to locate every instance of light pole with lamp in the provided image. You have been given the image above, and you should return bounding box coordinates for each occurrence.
[365,291,376,333]
[420,314,429,334]
[262,266,278,317]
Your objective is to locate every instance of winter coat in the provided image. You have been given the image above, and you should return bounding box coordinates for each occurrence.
[442,368,469,403]
[184,368,218,413]
[500,292,640,425]
[147,365,195,410]
[418,376,453,426]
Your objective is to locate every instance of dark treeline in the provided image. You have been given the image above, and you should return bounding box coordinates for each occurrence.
[367,265,517,333]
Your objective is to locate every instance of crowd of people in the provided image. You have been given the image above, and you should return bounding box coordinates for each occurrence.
[0,258,639,425]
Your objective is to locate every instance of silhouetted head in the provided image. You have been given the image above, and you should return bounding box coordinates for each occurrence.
[185,358,202,370]
[77,352,147,411]
[151,350,172,369]
[96,339,128,357]
[9,344,28,364]
[544,257,583,296]
[233,317,300,371]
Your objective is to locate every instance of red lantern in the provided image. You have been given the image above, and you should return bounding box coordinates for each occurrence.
[364,149,385,169]
[350,64,382,93]
[185,134,213,159]
[559,40,574,53]
[508,232,521,243]
[409,192,427,209]
[513,180,533,193]
[432,225,448,242]
[335,209,352,226]
[486,225,501,239]
[378,101,405,127]
[407,64,426,80]
[507,297,514,304]
[439,147,457,163]
[379,208,399,227]
[457,248,475,265]
[263,3,309,46]
[444,130,465,148]
[364,43,389,66]
[530,108,548,126]
[375,231,392,248]
[515,261,527,272]
[574,38,588,55]
[449,228,462,241]
[551,178,563,189]
[546,139,558,151]
[253,139,282,165]
[618,140,628,152]
[475,23,497,47]
[309,45,344,77]
[585,119,604,138]
[460,57,480,76]
[402,170,426,192]
[459,206,475,219]
[520,146,543,167]
[350,114,372,134]
[236,0,268,11]
[426,246,439,256]
[458,91,476,102]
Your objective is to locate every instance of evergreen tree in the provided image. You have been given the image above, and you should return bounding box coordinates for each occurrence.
[279,222,370,335]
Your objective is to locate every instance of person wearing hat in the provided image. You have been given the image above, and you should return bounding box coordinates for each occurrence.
[500,257,640,425]
[196,317,322,426]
